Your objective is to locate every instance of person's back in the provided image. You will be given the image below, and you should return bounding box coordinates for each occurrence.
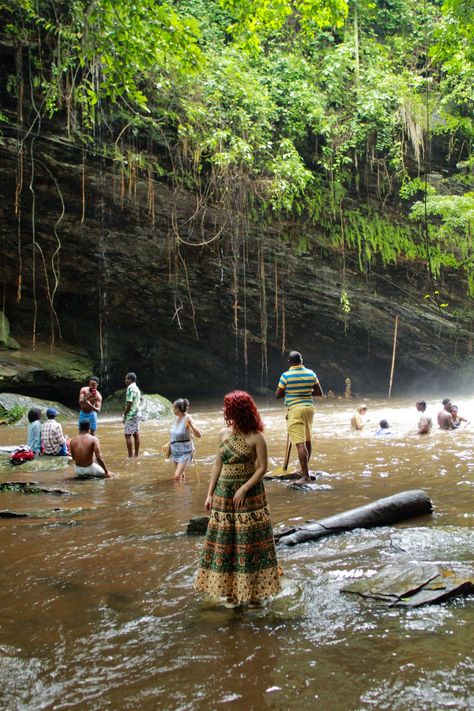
[70,432,97,467]
[26,408,42,455]
[41,409,66,455]
[438,408,454,430]
[70,422,112,477]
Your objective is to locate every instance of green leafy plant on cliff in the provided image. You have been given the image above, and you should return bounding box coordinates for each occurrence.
[1,0,474,324]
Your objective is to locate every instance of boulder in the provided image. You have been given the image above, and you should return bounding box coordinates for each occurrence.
[0,393,76,426]
[186,516,210,534]
[102,389,173,421]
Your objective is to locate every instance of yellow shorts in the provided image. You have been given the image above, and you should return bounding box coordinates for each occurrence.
[287,405,314,445]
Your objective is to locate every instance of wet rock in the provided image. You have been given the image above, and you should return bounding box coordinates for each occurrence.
[0,481,75,495]
[102,389,172,421]
[186,516,210,534]
[0,393,76,426]
[0,341,93,403]
[0,510,29,517]
[341,562,474,607]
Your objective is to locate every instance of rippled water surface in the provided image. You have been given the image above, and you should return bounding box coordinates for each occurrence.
[0,396,473,710]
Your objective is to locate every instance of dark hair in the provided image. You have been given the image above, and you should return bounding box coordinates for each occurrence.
[379,419,389,429]
[223,390,264,434]
[288,350,302,365]
[126,372,137,382]
[28,407,41,423]
[90,376,99,385]
[416,400,426,410]
[451,404,458,412]
[442,398,451,406]
[174,398,189,413]
[79,421,90,433]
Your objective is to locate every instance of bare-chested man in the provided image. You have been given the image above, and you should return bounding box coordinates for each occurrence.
[69,422,113,478]
[437,399,454,430]
[78,376,102,435]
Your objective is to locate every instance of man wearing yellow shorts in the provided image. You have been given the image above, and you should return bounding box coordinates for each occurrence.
[276,351,323,483]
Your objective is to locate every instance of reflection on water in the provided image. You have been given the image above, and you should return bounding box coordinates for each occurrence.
[0,396,473,709]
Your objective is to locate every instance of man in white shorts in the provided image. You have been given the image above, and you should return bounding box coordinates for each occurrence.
[69,422,114,478]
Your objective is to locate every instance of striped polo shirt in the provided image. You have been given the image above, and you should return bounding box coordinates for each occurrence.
[278,365,318,410]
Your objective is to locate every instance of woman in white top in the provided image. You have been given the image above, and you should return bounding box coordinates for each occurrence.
[164,398,202,481]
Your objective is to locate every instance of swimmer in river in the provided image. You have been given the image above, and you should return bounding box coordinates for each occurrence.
[450,404,469,429]
[437,400,455,430]
[351,404,368,431]
[374,419,392,435]
[416,400,433,435]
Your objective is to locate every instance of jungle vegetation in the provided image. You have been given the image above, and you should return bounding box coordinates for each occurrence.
[1,0,473,308]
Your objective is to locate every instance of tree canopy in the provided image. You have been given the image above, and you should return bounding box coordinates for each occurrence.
[1,0,473,298]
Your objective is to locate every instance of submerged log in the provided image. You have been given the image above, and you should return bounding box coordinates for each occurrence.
[276,489,432,546]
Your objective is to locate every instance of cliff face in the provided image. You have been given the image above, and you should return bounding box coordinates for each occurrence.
[1,128,473,402]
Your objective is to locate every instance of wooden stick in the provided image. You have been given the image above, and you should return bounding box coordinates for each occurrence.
[283,435,292,471]
[192,453,201,483]
[388,315,399,399]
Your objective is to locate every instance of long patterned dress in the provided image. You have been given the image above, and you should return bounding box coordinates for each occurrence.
[195,432,281,603]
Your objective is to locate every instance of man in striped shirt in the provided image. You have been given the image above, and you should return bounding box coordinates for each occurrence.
[276,351,323,483]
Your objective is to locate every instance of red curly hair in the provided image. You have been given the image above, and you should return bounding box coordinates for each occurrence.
[223,390,264,434]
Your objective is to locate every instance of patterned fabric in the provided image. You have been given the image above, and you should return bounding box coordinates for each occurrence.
[124,414,140,435]
[41,419,65,455]
[195,433,280,603]
[278,364,318,410]
[125,382,141,419]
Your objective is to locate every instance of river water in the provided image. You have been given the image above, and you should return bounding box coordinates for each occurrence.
[0,396,473,710]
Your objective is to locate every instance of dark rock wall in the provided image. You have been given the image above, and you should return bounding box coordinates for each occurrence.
[1,128,474,401]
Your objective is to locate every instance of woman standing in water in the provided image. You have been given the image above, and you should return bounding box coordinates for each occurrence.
[195,390,280,608]
[166,398,202,482]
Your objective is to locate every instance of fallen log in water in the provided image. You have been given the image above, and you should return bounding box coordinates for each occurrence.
[276,489,433,546]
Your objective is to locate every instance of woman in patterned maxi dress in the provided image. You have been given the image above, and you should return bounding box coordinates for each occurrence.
[195,390,280,606]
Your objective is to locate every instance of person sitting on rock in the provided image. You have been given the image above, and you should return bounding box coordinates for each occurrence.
[41,408,68,456]
[69,422,114,478]
[27,407,42,456]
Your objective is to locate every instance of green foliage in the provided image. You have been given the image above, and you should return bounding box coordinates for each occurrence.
[0,404,26,425]
[1,0,474,301]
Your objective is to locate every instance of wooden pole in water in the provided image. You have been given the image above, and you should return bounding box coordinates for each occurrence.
[283,435,292,471]
[388,315,399,398]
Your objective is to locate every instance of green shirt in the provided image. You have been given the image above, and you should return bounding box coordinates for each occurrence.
[125,382,141,420]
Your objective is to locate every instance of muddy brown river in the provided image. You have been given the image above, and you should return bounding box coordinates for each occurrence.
[0,396,473,710]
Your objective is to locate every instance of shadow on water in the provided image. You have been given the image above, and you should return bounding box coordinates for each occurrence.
[0,396,473,709]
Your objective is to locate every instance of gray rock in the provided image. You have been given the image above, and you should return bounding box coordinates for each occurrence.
[0,393,76,426]
[102,389,173,421]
